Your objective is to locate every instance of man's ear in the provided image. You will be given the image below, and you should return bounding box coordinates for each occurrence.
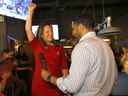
[78,24,85,32]
[78,24,82,30]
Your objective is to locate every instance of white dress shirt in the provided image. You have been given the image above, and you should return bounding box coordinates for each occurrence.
[57,32,117,96]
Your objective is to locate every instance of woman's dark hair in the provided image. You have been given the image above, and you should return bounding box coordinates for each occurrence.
[39,22,53,34]
[36,22,56,45]
[37,22,53,40]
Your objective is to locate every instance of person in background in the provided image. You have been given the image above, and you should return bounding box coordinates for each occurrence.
[121,47,128,73]
[25,3,69,96]
[16,44,33,96]
[0,49,27,96]
[41,16,118,96]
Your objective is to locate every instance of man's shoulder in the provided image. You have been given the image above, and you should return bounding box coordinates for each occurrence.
[77,37,104,50]
[78,38,95,47]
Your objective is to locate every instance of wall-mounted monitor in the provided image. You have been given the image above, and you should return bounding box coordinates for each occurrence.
[32,25,39,36]
[52,24,59,40]
[0,0,32,20]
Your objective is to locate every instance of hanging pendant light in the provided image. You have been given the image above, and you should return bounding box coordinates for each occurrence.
[97,0,120,36]
[98,16,120,36]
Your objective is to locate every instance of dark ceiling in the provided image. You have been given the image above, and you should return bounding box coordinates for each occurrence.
[34,0,127,6]
[32,0,128,24]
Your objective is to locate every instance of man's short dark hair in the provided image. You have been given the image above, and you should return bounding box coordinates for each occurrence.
[73,15,95,30]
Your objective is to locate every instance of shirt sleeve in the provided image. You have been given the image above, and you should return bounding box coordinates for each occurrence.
[29,37,41,53]
[57,45,94,93]
[60,46,68,69]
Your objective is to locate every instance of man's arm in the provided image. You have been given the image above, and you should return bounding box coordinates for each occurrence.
[62,69,69,77]
[41,46,92,94]
[60,46,69,77]
[25,3,36,42]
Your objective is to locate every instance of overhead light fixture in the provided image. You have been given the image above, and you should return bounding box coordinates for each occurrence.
[98,27,121,35]
[97,0,120,36]
[97,16,120,36]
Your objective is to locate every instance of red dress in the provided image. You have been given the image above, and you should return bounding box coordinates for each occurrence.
[30,38,68,96]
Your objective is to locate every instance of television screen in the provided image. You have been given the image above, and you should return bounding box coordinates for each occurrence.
[32,24,59,40]
[32,25,39,36]
[52,24,59,40]
[0,0,32,20]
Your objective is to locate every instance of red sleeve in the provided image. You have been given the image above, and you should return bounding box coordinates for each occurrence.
[29,38,41,54]
[60,46,69,69]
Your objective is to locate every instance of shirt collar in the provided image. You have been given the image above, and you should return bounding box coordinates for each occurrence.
[79,32,96,42]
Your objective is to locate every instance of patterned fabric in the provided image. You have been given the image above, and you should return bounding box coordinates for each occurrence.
[57,32,118,96]
[30,38,68,96]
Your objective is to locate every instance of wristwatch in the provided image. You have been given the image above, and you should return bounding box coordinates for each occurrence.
[47,74,51,82]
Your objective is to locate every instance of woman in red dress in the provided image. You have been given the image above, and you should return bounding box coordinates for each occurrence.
[25,3,69,96]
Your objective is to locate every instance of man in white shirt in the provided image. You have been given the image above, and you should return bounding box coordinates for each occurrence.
[41,16,118,96]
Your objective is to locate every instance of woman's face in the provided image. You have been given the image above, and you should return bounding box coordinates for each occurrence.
[41,25,53,43]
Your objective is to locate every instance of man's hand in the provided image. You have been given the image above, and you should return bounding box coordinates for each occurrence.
[41,69,58,85]
[3,53,13,59]
[2,72,11,81]
[28,3,37,13]
[41,69,51,82]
